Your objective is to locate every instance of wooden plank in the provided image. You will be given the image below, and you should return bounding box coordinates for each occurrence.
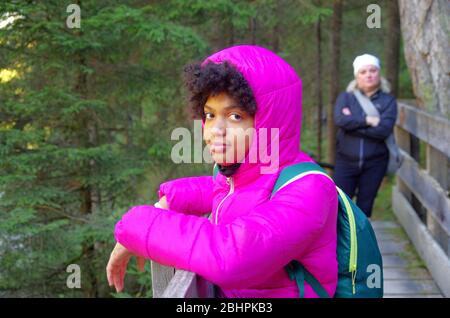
[382,255,409,268]
[427,144,449,190]
[392,186,450,297]
[426,144,450,253]
[372,221,404,251]
[162,270,198,298]
[397,151,450,233]
[395,126,412,201]
[397,101,450,158]
[373,231,400,242]
[151,261,175,298]
[394,125,410,154]
[384,280,441,295]
[161,270,215,298]
[383,268,431,280]
[426,211,450,256]
[384,294,443,298]
[377,241,407,255]
[371,221,399,230]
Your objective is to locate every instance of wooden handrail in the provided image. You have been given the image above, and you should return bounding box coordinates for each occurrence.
[397,101,450,157]
[151,261,215,298]
[396,151,450,233]
[393,101,450,297]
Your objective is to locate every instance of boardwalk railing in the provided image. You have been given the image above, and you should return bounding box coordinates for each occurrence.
[150,261,214,298]
[392,101,450,297]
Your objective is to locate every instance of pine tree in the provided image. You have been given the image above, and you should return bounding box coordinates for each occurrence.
[0,0,209,297]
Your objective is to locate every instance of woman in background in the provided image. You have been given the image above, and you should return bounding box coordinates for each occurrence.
[333,54,398,218]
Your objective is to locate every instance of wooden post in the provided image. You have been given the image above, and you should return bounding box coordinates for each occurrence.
[410,135,427,222]
[161,270,215,298]
[395,126,412,201]
[427,145,449,191]
[151,261,175,298]
[426,144,450,256]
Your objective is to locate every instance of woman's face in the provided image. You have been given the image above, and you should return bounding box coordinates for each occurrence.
[203,92,255,166]
[356,65,380,93]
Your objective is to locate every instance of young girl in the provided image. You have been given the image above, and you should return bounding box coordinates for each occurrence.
[106,45,338,298]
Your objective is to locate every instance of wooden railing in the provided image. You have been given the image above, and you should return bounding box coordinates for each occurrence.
[392,100,450,297]
[150,261,215,298]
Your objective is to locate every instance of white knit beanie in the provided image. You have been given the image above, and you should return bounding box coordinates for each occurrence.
[353,54,380,76]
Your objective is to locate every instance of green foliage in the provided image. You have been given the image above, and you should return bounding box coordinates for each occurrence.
[0,0,211,297]
[371,176,396,222]
[0,0,415,297]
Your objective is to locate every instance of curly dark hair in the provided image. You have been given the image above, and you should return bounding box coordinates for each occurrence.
[183,61,257,120]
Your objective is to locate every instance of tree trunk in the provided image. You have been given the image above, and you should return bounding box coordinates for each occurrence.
[327,0,343,171]
[316,15,323,162]
[211,13,225,52]
[76,53,100,298]
[384,0,400,97]
[398,0,450,118]
[249,16,257,45]
[272,1,282,52]
[228,17,235,46]
[77,55,93,215]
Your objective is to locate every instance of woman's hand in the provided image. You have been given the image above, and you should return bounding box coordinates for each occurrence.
[106,242,145,293]
[365,116,380,127]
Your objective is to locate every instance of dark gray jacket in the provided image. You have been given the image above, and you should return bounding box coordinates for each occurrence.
[333,80,397,166]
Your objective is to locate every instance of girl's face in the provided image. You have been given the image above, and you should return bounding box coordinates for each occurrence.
[356,65,380,93]
[203,92,255,166]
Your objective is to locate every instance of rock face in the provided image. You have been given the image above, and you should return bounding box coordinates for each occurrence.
[398,0,450,119]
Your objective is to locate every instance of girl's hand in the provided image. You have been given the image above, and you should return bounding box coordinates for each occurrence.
[106,242,145,293]
[158,196,169,209]
[107,198,168,292]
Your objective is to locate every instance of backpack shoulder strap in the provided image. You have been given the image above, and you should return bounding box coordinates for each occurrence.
[353,89,380,117]
[213,163,219,180]
[287,261,331,298]
[271,162,332,198]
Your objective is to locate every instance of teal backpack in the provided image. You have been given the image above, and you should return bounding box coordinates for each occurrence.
[213,162,383,298]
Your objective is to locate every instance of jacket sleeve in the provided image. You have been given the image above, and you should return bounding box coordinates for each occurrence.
[334,92,368,131]
[158,176,213,216]
[114,174,338,290]
[352,97,398,140]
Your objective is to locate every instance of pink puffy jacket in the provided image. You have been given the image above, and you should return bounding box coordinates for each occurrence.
[115,45,338,298]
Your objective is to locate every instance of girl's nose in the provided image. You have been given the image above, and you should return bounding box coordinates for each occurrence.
[211,119,226,136]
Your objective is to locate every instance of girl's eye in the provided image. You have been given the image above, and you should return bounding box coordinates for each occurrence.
[230,113,242,121]
[204,112,214,120]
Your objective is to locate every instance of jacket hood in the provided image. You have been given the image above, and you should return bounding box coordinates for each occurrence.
[202,45,306,185]
[346,77,391,94]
